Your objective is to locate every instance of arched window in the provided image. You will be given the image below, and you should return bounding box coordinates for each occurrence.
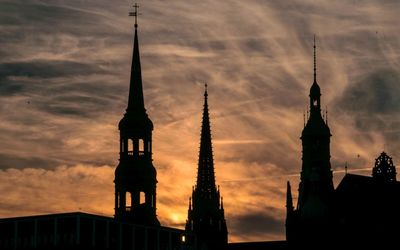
[139,139,144,155]
[140,192,145,205]
[128,139,134,155]
[126,192,132,208]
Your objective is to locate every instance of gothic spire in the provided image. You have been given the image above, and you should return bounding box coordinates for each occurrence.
[196,84,217,194]
[127,4,145,113]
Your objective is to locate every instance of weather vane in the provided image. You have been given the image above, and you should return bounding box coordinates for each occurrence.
[129,3,140,27]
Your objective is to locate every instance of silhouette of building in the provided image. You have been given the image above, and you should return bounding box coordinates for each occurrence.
[185,86,228,250]
[286,39,400,250]
[114,8,159,227]
[0,6,196,250]
[0,212,191,250]
[285,37,334,249]
[334,151,400,249]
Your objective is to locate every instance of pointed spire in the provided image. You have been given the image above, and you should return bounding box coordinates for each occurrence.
[196,83,216,194]
[313,34,317,83]
[127,3,145,113]
[286,181,294,212]
[221,197,224,210]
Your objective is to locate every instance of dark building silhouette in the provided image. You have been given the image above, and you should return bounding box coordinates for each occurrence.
[0,5,196,250]
[114,9,160,227]
[334,151,400,249]
[286,39,400,250]
[186,86,228,250]
[0,212,192,250]
[286,38,334,249]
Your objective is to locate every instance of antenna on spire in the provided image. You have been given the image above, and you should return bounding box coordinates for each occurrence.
[129,3,140,28]
[204,82,208,97]
[313,34,317,83]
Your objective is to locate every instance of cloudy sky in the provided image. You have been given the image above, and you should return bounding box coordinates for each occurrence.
[0,0,400,242]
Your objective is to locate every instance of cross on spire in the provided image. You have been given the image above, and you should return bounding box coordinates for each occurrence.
[129,3,140,28]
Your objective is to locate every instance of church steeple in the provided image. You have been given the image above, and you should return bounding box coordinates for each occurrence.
[186,85,228,250]
[127,12,144,113]
[286,38,334,247]
[196,84,217,194]
[114,4,160,226]
[298,36,333,213]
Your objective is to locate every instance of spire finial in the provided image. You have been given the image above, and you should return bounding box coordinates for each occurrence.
[313,35,317,83]
[204,83,208,97]
[129,3,140,28]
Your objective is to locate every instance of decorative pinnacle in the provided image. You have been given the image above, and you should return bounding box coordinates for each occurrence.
[204,83,208,97]
[129,3,140,28]
[313,35,317,83]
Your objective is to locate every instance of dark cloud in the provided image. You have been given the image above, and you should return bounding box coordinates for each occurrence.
[0,60,106,80]
[0,153,61,169]
[336,68,400,115]
[335,68,400,159]
[0,1,121,37]
[0,82,24,96]
[230,211,284,237]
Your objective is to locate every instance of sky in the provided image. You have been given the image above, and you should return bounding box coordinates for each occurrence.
[0,0,399,243]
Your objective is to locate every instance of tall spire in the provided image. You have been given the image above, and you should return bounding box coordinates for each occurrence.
[196,83,216,193]
[186,85,228,250]
[115,3,159,226]
[127,3,145,113]
[313,35,317,83]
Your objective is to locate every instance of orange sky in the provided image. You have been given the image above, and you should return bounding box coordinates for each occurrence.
[0,0,399,242]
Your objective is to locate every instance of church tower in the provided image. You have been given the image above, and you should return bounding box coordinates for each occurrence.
[114,5,160,226]
[286,37,334,248]
[186,86,228,250]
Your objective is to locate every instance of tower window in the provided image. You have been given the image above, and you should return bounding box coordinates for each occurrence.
[128,139,134,154]
[139,139,144,154]
[140,192,145,205]
[127,192,132,209]
[313,100,318,107]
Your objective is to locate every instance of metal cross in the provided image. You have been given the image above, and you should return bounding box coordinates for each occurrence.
[129,3,140,27]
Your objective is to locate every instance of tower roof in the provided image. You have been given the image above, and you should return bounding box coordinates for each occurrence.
[302,36,330,137]
[119,19,153,131]
[127,24,145,113]
[196,85,217,194]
